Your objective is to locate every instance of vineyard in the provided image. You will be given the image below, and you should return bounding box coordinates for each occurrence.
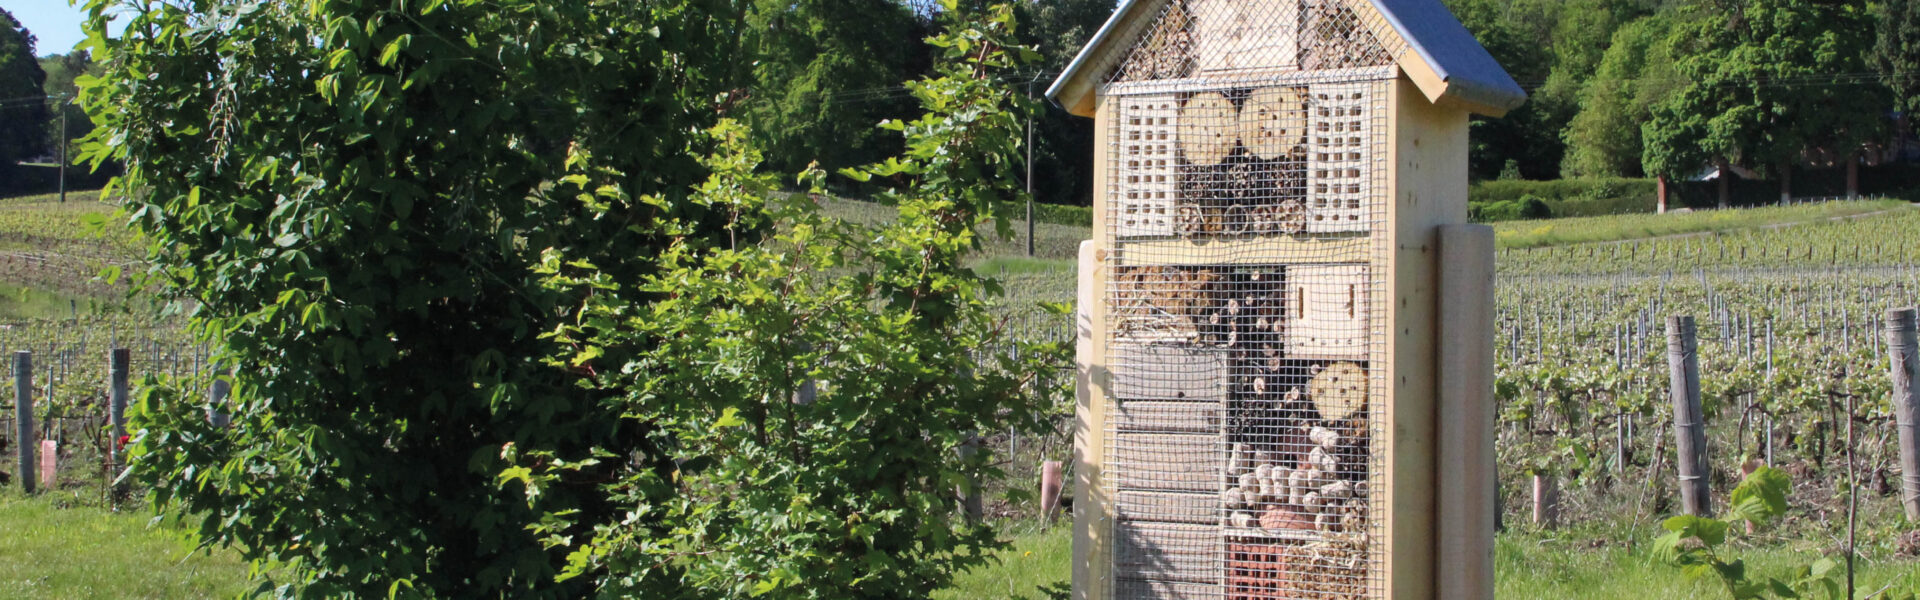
[4,192,1920,595]
[833,196,1920,572]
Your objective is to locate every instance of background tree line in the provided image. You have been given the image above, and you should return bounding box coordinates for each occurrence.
[13,0,1920,203]
[738,0,1920,208]
[1455,0,1919,207]
[0,8,112,196]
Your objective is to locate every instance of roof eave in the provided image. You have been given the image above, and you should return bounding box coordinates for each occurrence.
[1436,76,1526,118]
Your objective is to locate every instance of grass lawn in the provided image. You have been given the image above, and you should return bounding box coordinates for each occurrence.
[0,494,253,599]
[1490,199,1910,248]
[939,524,1920,599]
[937,523,1072,600]
[0,189,104,205]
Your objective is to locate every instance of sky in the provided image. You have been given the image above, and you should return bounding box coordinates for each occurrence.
[5,1,124,57]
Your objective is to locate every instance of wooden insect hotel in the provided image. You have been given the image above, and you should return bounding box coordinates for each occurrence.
[1054,0,1523,598]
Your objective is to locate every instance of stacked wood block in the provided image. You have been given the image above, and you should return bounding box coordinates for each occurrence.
[1110,343,1228,597]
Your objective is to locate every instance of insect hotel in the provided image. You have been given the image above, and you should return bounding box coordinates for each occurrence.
[1052,0,1522,598]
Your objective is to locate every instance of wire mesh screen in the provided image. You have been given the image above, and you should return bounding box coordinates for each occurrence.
[1096,1,1403,598]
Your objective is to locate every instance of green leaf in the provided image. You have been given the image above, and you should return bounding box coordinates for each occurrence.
[712,407,745,429]
[1806,557,1837,579]
[378,35,410,67]
[1727,466,1790,525]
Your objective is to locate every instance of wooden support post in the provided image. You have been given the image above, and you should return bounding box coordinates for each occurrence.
[1657,175,1668,214]
[1885,308,1920,521]
[1041,460,1064,523]
[1530,474,1558,528]
[1713,158,1730,209]
[791,342,816,406]
[37,440,55,490]
[1778,160,1791,206]
[957,434,983,525]
[110,348,129,464]
[1766,321,1775,467]
[207,362,231,428]
[1846,153,1860,200]
[1072,238,1111,600]
[1436,223,1494,599]
[14,351,32,494]
[1668,316,1712,516]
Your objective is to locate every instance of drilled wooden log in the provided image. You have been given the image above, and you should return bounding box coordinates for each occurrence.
[1177,91,1237,166]
[1308,361,1366,421]
[1238,87,1308,160]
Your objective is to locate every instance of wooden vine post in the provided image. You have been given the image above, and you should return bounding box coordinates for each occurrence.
[14,351,32,494]
[1667,316,1711,516]
[110,348,130,465]
[1886,308,1920,521]
[1050,0,1522,598]
[207,362,232,428]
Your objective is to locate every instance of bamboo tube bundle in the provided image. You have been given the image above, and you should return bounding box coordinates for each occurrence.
[1120,0,1196,81]
[1175,204,1206,237]
[1224,160,1260,201]
[1242,161,1308,232]
[1236,291,1288,350]
[1298,0,1392,71]
[1248,199,1308,235]
[1240,156,1307,198]
[1178,162,1233,204]
[1223,204,1252,236]
[1172,202,1229,237]
[1111,266,1224,342]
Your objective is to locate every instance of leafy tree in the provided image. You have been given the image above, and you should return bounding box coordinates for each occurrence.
[1540,0,1649,103]
[39,53,95,157]
[89,0,1057,596]
[0,8,49,195]
[1874,0,1920,122]
[1643,0,1886,206]
[741,0,927,177]
[84,0,751,595]
[1561,16,1683,177]
[516,2,1064,597]
[1448,0,1562,180]
[40,51,114,188]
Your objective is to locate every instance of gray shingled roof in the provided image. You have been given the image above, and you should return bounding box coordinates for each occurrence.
[1045,0,1526,115]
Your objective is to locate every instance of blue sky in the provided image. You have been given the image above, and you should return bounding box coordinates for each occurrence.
[6,1,122,57]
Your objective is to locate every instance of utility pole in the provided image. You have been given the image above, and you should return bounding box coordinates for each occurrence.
[1026,116,1035,257]
[57,94,68,203]
[1025,72,1041,258]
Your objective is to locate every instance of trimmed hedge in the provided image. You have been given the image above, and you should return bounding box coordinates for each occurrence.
[1471,167,1920,222]
[1470,178,1657,221]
